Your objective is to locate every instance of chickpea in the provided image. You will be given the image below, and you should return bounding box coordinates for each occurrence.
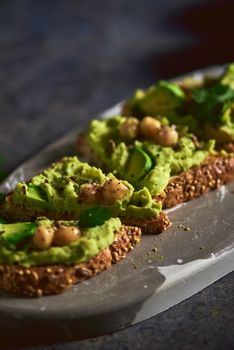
[119,117,139,141]
[140,116,161,139]
[33,225,55,250]
[53,226,81,246]
[102,179,129,204]
[79,183,101,204]
[155,126,179,146]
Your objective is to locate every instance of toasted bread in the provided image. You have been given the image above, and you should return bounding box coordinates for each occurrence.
[122,211,171,234]
[0,198,171,235]
[76,135,234,209]
[156,155,234,208]
[0,156,171,235]
[0,225,141,297]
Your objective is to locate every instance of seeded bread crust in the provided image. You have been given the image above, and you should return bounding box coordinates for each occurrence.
[0,200,170,235]
[122,211,171,235]
[0,201,83,222]
[0,225,141,297]
[219,142,234,153]
[157,155,234,208]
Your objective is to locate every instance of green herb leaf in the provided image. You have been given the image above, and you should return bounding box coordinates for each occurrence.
[191,83,234,123]
[79,206,112,228]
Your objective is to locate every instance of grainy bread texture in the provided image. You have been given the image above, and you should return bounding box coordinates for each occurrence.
[123,211,171,235]
[0,201,170,235]
[157,155,234,208]
[1,193,171,234]
[0,201,82,222]
[0,225,141,297]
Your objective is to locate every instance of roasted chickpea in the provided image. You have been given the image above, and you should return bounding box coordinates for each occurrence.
[119,117,139,141]
[140,116,161,139]
[33,225,55,250]
[53,226,81,246]
[155,126,179,146]
[79,183,101,204]
[102,179,129,204]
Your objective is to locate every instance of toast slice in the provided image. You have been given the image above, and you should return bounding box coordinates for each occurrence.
[0,156,170,234]
[123,63,234,146]
[156,155,234,208]
[76,64,234,209]
[76,125,234,210]
[0,218,141,297]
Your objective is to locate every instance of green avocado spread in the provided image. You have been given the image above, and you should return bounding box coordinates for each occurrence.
[84,64,234,195]
[12,156,106,212]
[86,116,214,195]
[127,80,185,118]
[125,64,234,143]
[0,217,121,267]
[7,156,161,220]
[3,66,234,271]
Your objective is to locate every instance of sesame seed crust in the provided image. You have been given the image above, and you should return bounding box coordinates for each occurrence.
[158,155,234,208]
[0,201,171,235]
[122,211,171,235]
[0,225,141,297]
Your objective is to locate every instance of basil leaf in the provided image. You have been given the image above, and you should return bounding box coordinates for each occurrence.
[79,206,112,228]
[191,83,234,123]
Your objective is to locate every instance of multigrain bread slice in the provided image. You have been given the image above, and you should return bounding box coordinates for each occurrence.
[0,200,170,235]
[76,63,234,214]
[76,135,234,210]
[0,225,141,297]
[156,155,234,208]
[122,211,171,235]
[121,63,234,146]
[0,156,170,234]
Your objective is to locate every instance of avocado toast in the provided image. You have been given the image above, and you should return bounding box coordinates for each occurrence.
[1,64,234,299]
[123,63,234,145]
[0,217,141,296]
[0,156,170,234]
[76,63,234,209]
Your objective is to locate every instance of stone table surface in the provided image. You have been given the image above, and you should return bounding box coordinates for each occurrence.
[0,1,233,349]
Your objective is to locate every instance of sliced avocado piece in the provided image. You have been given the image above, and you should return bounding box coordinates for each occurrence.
[79,206,112,228]
[132,81,185,117]
[13,183,52,210]
[1,222,36,245]
[125,147,153,183]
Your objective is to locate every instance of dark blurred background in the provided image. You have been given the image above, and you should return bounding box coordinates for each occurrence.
[1,0,234,172]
